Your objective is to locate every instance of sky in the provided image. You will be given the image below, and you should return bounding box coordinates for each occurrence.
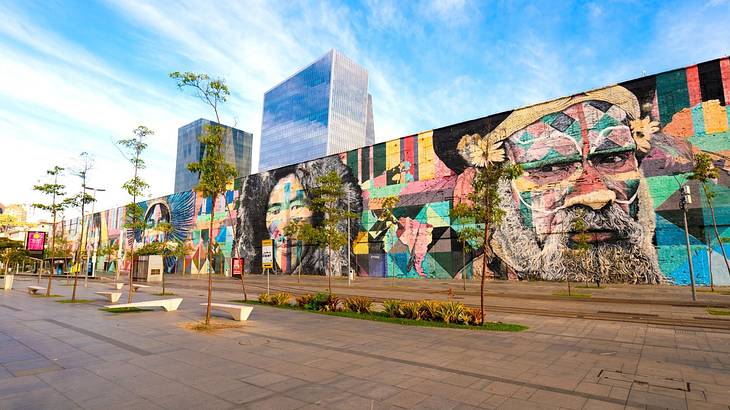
[1,0,729,220]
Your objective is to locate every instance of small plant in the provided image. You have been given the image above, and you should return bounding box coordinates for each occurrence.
[382,299,403,318]
[269,292,292,306]
[343,296,373,313]
[418,300,441,321]
[459,307,483,325]
[258,293,271,304]
[296,294,314,308]
[305,292,339,311]
[436,301,466,324]
[401,302,421,320]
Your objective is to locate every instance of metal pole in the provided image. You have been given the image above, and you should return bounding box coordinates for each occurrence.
[347,199,351,286]
[681,185,696,302]
[267,267,270,295]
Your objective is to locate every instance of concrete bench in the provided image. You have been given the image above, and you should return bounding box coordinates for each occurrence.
[106,298,182,312]
[132,284,151,292]
[201,303,253,321]
[95,291,122,303]
[109,282,125,290]
[27,286,46,295]
[2,274,13,290]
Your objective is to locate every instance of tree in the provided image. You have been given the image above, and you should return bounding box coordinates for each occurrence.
[170,71,237,325]
[96,242,119,278]
[32,166,69,296]
[689,152,730,287]
[285,170,358,294]
[68,152,96,302]
[0,238,27,274]
[0,214,31,235]
[153,221,190,296]
[451,225,483,291]
[117,126,153,303]
[450,133,522,325]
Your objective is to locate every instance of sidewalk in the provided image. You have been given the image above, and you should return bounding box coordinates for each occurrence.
[2,279,730,409]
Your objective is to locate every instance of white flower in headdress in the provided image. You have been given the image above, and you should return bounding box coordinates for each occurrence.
[457,133,505,167]
[629,117,658,154]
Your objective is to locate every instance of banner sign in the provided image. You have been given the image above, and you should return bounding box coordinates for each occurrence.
[261,239,273,269]
[232,257,244,277]
[26,231,46,252]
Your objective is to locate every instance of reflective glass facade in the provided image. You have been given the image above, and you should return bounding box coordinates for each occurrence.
[174,119,253,193]
[259,49,375,171]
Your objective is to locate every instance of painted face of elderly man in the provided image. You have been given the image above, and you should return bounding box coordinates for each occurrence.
[474,86,664,283]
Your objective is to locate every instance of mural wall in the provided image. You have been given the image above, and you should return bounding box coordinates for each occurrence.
[62,57,730,285]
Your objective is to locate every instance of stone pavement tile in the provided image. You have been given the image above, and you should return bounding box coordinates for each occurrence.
[243,395,308,410]
[510,385,537,400]
[608,386,629,402]
[4,357,63,376]
[0,367,13,381]
[75,389,147,409]
[345,380,402,401]
[408,378,462,398]
[0,375,48,398]
[415,395,461,410]
[446,386,493,406]
[265,376,309,393]
[216,382,273,405]
[575,381,612,397]
[149,388,235,410]
[96,398,165,410]
[241,372,290,387]
[326,393,377,410]
[528,389,587,410]
[284,384,351,405]
[1,386,81,410]
[481,381,521,396]
[581,398,625,410]
[685,400,730,410]
[84,361,150,381]
[382,389,429,408]
[452,404,480,410]
[627,389,687,410]
[38,368,123,402]
[495,397,556,409]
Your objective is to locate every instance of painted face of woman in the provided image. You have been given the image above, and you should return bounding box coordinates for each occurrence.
[265,174,313,272]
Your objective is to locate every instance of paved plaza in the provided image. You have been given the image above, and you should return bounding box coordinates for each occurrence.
[1,276,729,409]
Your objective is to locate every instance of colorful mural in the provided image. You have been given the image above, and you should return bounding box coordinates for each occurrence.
[60,57,730,285]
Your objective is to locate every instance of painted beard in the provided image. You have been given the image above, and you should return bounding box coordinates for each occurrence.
[491,179,664,284]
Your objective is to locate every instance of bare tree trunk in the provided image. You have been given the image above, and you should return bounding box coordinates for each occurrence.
[205,195,217,325]
[705,186,730,282]
[462,248,466,291]
[240,271,247,301]
[47,211,57,296]
[327,247,332,294]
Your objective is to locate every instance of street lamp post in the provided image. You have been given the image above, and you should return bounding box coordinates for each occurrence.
[680,184,697,302]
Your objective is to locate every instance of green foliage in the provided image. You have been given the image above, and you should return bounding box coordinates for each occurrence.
[32,166,67,214]
[186,124,238,198]
[135,241,165,256]
[343,296,373,313]
[401,302,421,320]
[284,170,358,274]
[296,294,314,308]
[304,292,340,311]
[436,301,466,324]
[0,215,31,234]
[270,292,292,306]
[382,299,403,317]
[118,126,153,230]
[257,293,271,304]
[0,238,28,273]
[689,153,720,184]
[417,300,441,321]
[169,72,230,120]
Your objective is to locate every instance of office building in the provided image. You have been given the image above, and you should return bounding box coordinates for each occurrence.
[259,49,375,171]
[174,119,253,193]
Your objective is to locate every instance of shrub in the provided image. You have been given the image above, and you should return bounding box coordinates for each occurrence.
[305,292,340,311]
[296,294,314,308]
[382,300,403,318]
[401,302,421,320]
[257,293,271,304]
[418,300,441,321]
[270,292,292,306]
[343,297,373,313]
[436,301,466,324]
[460,307,483,325]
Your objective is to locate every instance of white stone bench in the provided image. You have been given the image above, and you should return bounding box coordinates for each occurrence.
[201,303,253,321]
[2,274,13,290]
[27,286,46,295]
[106,298,182,312]
[109,282,125,290]
[95,291,122,303]
[132,284,151,292]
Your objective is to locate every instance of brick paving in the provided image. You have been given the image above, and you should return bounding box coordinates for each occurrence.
[0,276,729,409]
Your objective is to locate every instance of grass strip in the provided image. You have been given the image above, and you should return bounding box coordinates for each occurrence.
[101,307,153,313]
[153,292,176,296]
[707,308,730,316]
[230,300,527,332]
[552,291,592,298]
[31,294,63,298]
[56,299,93,304]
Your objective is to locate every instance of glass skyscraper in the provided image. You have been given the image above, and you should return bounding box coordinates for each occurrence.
[259,49,375,171]
[174,119,253,193]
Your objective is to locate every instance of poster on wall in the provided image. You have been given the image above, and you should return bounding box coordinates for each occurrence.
[261,240,273,269]
[232,258,244,278]
[26,231,46,255]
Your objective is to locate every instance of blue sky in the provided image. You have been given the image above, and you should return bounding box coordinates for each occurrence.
[1,0,729,218]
